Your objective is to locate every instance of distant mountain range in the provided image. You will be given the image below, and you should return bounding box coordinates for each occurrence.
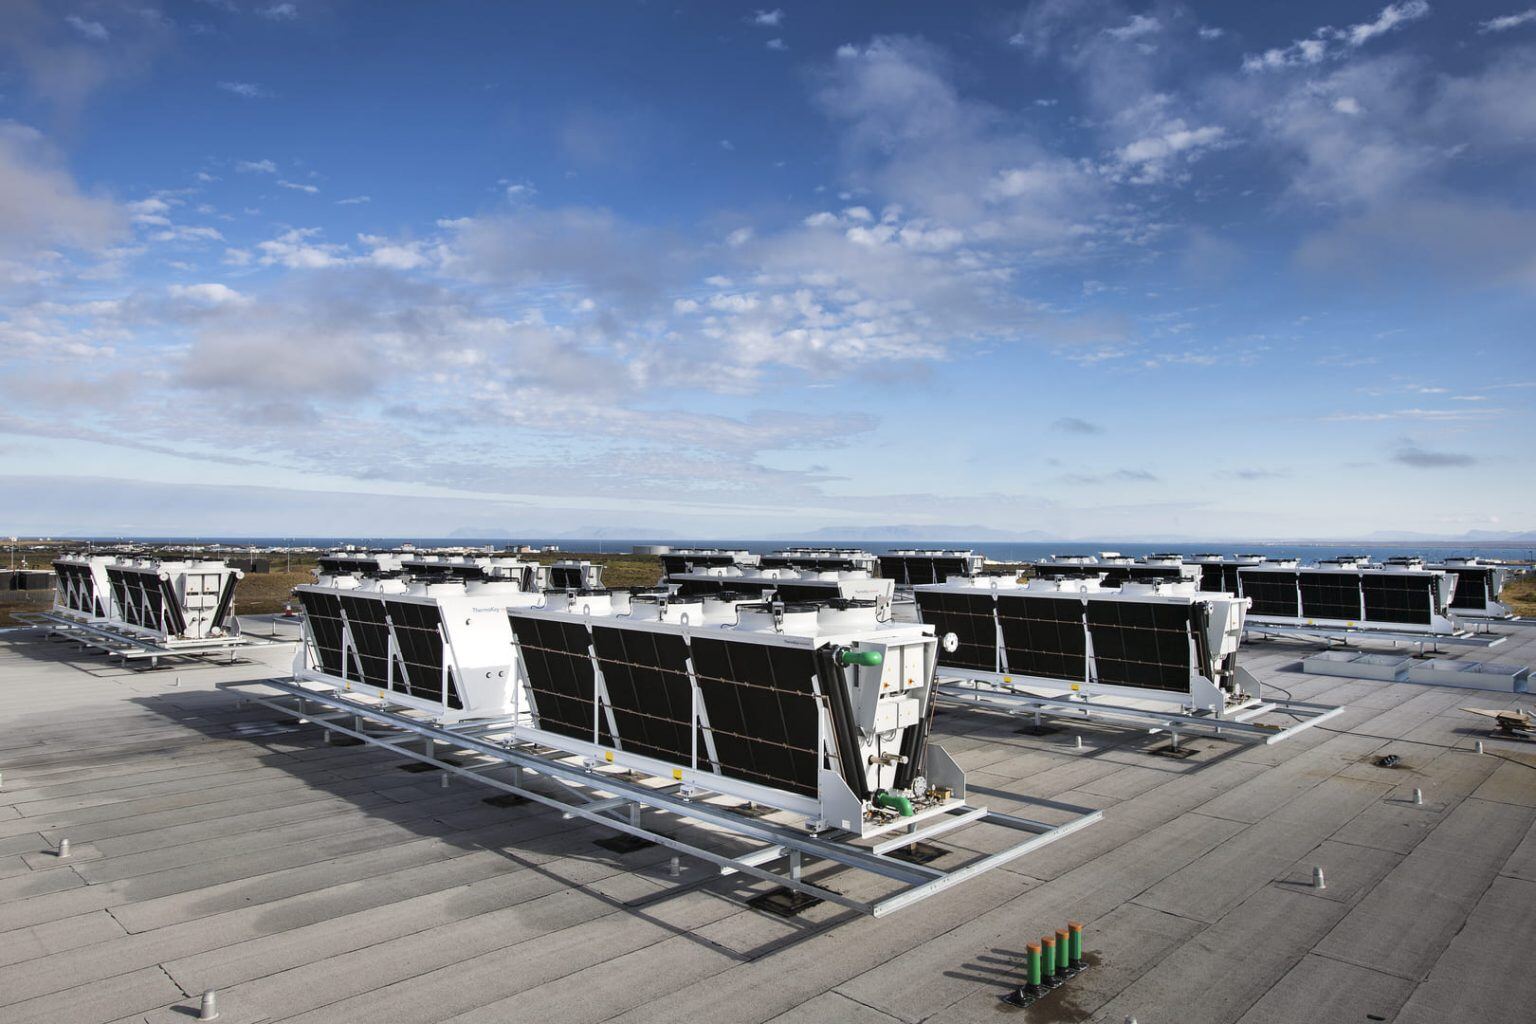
[794,524,1057,542]
[445,524,1536,544]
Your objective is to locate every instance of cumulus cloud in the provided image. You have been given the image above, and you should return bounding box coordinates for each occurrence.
[167,282,250,307]
[817,36,1106,248]
[259,3,299,19]
[256,227,348,268]
[1052,416,1104,434]
[752,9,783,27]
[277,179,320,193]
[236,159,278,174]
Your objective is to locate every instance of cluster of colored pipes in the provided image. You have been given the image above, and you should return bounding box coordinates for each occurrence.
[1004,921,1085,1005]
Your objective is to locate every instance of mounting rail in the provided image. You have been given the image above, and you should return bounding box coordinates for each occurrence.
[17,612,251,667]
[935,673,1345,747]
[222,678,1102,918]
[1243,622,1507,651]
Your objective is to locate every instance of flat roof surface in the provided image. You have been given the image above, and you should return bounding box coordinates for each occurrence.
[1,618,1533,1023]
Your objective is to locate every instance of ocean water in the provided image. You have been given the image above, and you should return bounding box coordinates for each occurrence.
[54,537,1536,563]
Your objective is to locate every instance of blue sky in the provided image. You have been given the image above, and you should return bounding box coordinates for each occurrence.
[0,0,1533,539]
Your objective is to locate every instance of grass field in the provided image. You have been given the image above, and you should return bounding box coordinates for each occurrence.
[1501,572,1536,616]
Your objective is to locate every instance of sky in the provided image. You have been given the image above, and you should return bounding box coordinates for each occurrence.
[0,0,1533,540]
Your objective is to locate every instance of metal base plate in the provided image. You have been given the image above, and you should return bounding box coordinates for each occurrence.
[885,841,947,865]
[594,834,658,855]
[747,887,825,917]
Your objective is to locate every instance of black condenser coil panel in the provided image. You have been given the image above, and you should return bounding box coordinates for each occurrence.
[997,594,1088,683]
[337,593,394,688]
[1447,568,1488,610]
[298,590,348,677]
[1084,600,1194,692]
[1239,570,1300,617]
[1361,574,1433,625]
[592,626,700,767]
[1298,572,1362,621]
[387,600,461,708]
[687,637,821,797]
[509,613,609,743]
[914,589,997,671]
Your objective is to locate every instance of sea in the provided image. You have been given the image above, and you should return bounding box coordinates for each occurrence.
[51,537,1536,564]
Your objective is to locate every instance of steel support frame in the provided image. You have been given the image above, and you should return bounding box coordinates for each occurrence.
[222,677,1102,918]
[17,612,248,666]
[934,673,1346,746]
[1243,622,1507,651]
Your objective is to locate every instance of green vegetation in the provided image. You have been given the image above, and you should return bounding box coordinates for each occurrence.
[1501,573,1536,617]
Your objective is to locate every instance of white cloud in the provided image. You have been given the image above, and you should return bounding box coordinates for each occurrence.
[277,179,319,193]
[1242,2,1431,72]
[127,197,173,225]
[65,15,109,42]
[256,227,346,268]
[358,233,431,270]
[236,159,278,174]
[766,38,787,51]
[336,195,371,205]
[259,3,299,20]
[1348,1,1431,46]
[1326,406,1499,422]
[1332,96,1362,115]
[218,81,271,99]
[1198,26,1225,41]
[1480,9,1536,32]
[726,226,754,247]
[167,282,250,307]
[0,121,126,260]
[1105,15,1160,42]
[752,9,783,27]
[151,225,224,244]
[1111,122,1226,183]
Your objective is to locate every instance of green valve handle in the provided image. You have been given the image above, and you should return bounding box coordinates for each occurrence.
[838,648,883,667]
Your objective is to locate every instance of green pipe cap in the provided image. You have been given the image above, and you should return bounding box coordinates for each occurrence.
[838,648,883,667]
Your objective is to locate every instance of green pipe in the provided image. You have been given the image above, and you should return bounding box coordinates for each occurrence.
[873,790,914,816]
[1041,936,1056,979]
[1069,921,1083,965]
[838,648,883,668]
[1026,943,1041,988]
